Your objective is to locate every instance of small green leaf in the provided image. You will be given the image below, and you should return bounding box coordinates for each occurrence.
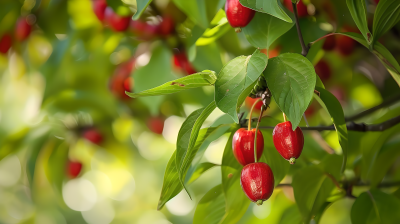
[372,0,400,46]
[193,185,225,224]
[196,11,230,46]
[351,190,400,224]
[132,0,152,20]
[126,71,217,98]
[215,50,268,123]
[238,0,292,23]
[314,87,348,173]
[220,132,251,224]
[242,12,294,49]
[346,0,372,43]
[186,162,218,184]
[176,101,217,197]
[264,53,316,130]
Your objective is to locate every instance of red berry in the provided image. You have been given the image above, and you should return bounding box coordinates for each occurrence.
[105,7,131,32]
[83,128,103,144]
[322,35,336,51]
[147,117,164,134]
[225,0,256,32]
[240,162,274,204]
[93,0,108,22]
[173,51,196,75]
[245,97,263,111]
[110,60,135,99]
[272,121,304,164]
[314,60,331,81]
[283,0,309,18]
[232,128,264,166]
[0,34,12,54]
[130,20,158,40]
[68,161,83,178]
[123,77,133,92]
[158,16,175,37]
[15,17,32,41]
[336,35,356,56]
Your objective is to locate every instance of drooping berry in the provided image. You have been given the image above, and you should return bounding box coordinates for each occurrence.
[0,34,12,54]
[147,117,164,135]
[322,35,336,51]
[272,121,304,164]
[83,128,103,144]
[314,60,331,82]
[232,128,264,166]
[68,161,83,178]
[158,16,175,37]
[245,97,263,111]
[105,7,131,32]
[92,0,108,22]
[225,0,256,33]
[15,17,32,41]
[240,162,274,205]
[173,51,197,75]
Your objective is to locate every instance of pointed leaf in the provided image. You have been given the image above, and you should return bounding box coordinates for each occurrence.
[264,53,316,129]
[132,0,152,20]
[372,0,400,46]
[193,185,226,224]
[186,162,219,184]
[346,0,372,43]
[238,0,292,23]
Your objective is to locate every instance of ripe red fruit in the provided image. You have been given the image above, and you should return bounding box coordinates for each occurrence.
[0,34,12,54]
[147,117,164,134]
[173,51,197,75]
[260,46,280,58]
[225,0,256,32]
[335,34,356,56]
[123,77,133,92]
[130,20,158,40]
[83,128,103,144]
[314,60,331,82]
[93,0,108,22]
[245,97,263,111]
[272,121,304,164]
[158,16,175,37]
[110,60,135,99]
[322,35,336,51]
[240,162,274,205]
[105,7,131,32]
[15,17,32,41]
[68,161,83,178]
[232,128,264,166]
[283,0,309,18]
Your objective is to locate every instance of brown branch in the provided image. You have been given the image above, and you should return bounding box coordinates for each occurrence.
[292,2,309,56]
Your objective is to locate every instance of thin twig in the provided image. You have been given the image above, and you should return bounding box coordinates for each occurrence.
[292,2,309,56]
[277,180,400,188]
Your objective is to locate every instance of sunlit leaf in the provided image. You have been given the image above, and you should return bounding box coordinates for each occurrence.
[193,184,225,224]
[346,0,372,43]
[238,0,292,23]
[372,0,400,46]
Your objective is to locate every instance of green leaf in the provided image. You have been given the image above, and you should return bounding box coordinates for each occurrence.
[238,0,292,23]
[346,0,372,43]
[126,71,217,98]
[215,50,268,123]
[196,10,230,46]
[133,44,176,115]
[172,0,208,28]
[372,0,400,46]
[186,162,218,184]
[351,190,400,224]
[220,132,250,224]
[106,0,132,16]
[314,87,348,173]
[193,185,225,224]
[132,0,152,20]
[176,101,217,197]
[242,12,294,49]
[264,53,316,129]
[279,205,302,224]
[45,141,69,194]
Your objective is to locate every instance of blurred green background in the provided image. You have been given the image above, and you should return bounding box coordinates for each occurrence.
[0,0,400,223]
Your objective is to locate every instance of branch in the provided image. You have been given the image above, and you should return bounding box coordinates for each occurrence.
[292,2,309,56]
[345,93,400,121]
[276,180,400,188]
[242,115,400,132]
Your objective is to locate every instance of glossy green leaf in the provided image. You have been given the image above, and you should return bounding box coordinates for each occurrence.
[220,132,250,224]
[264,53,316,130]
[187,162,218,184]
[126,71,217,98]
[314,87,348,173]
[346,0,372,43]
[132,0,152,20]
[172,0,208,28]
[279,205,302,224]
[238,0,292,23]
[242,12,294,49]
[351,190,400,224]
[193,185,225,224]
[372,0,400,46]
[196,11,230,46]
[176,101,217,197]
[215,50,268,123]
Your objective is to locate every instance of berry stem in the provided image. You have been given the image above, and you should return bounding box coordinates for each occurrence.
[309,33,336,46]
[283,113,287,122]
[254,105,265,163]
[248,98,263,131]
[292,2,309,57]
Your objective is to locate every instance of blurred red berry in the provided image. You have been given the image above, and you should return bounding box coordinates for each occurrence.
[322,35,336,51]
[328,86,346,104]
[105,7,131,32]
[15,17,32,41]
[173,51,196,75]
[147,117,164,135]
[336,35,356,56]
[374,0,380,4]
[158,16,175,37]
[131,20,158,40]
[245,97,263,111]
[110,60,135,99]
[283,0,309,18]
[93,0,108,22]
[0,34,12,54]
[123,77,133,92]
[314,60,331,81]
[83,128,103,144]
[304,104,316,116]
[68,161,83,178]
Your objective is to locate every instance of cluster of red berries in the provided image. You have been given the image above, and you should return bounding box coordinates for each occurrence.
[92,0,174,40]
[0,16,34,55]
[233,118,304,204]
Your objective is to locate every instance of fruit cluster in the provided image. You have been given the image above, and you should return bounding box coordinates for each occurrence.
[0,16,34,55]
